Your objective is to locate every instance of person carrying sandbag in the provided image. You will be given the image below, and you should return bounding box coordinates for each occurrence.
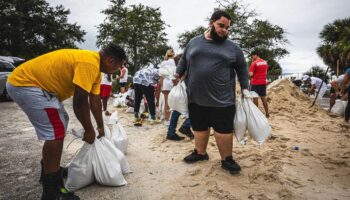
[6,43,126,200]
[173,10,249,175]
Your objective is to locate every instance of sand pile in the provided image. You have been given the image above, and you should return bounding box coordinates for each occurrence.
[267,78,324,117]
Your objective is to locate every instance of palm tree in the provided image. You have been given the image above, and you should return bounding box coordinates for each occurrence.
[317,18,350,73]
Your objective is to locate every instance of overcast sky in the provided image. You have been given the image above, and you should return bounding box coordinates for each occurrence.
[47,0,350,74]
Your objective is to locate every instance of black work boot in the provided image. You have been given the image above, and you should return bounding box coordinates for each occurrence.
[184,149,209,163]
[221,156,241,174]
[40,160,68,184]
[42,170,80,200]
[41,172,60,200]
[39,159,44,184]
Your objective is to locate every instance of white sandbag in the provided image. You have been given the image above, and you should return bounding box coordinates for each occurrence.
[332,100,348,116]
[108,111,119,125]
[70,124,111,140]
[101,137,132,174]
[113,97,123,107]
[103,124,112,140]
[234,98,247,142]
[93,138,127,186]
[102,112,108,124]
[168,81,188,117]
[242,98,271,144]
[65,138,128,191]
[65,143,95,191]
[110,123,128,154]
[125,107,134,113]
[113,93,126,107]
[108,111,128,154]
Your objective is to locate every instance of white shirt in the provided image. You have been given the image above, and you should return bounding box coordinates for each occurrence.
[126,88,135,100]
[311,77,326,89]
[101,73,112,86]
[159,58,176,91]
[119,67,128,83]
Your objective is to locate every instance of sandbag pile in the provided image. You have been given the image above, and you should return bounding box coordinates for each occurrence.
[66,111,130,191]
[113,93,127,107]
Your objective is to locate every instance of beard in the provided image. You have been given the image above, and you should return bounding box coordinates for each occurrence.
[210,26,228,43]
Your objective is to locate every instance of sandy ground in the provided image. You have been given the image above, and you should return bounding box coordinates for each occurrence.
[0,79,349,200]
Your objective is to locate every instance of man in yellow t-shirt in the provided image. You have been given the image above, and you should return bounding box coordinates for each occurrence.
[6,43,126,200]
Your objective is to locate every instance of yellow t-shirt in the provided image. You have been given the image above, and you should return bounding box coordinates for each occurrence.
[7,49,102,101]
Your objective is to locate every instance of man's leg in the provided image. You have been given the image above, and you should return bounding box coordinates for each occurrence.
[194,130,210,154]
[6,84,78,199]
[167,111,180,136]
[42,140,64,174]
[102,97,111,116]
[184,103,210,162]
[216,131,241,174]
[345,88,350,122]
[179,118,194,139]
[167,111,185,140]
[329,93,336,112]
[41,140,64,199]
[316,86,327,105]
[162,91,170,122]
[212,105,241,174]
[214,132,233,159]
[260,96,269,118]
[142,85,156,120]
[183,130,210,163]
[253,97,259,107]
[133,84,143,119]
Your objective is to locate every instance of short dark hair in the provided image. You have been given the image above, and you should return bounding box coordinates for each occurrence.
[102,43,126,61]
[210,10,231,22]
[250,49,260,56]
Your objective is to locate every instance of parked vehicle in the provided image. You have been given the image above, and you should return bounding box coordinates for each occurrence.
[0,56,25,101]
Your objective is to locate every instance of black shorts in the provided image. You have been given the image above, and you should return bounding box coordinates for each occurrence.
[188,103,235,134]
[119,82,127,88]
[251,85,267,97]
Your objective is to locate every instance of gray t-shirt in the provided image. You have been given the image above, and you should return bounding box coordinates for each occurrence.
[177,35,249,107]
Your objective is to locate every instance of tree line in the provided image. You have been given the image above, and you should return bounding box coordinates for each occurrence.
[1,0,348,77]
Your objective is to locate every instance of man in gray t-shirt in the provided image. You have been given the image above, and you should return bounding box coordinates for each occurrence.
[174,10,249,174]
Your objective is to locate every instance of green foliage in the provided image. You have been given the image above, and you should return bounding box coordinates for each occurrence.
[0,0,86,59]
[177,26,207,49]
[97,0,169,74]
[177,0,289,78]
[304,65,330,83]
[317,18,350,73]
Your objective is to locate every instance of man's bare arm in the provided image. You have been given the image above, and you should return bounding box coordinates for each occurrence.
[73,85,95,144]
[89,93,105,138]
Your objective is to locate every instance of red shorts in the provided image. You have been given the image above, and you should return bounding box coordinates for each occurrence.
[100,84,112,98]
